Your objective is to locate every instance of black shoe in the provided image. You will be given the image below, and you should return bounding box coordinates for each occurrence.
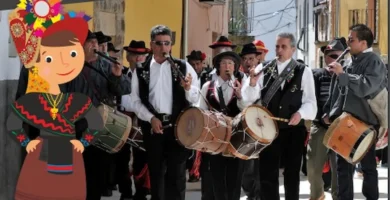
[188,175,200,182]
[324,185,331,191]
[109,185,118,190]
[101,189,113,197]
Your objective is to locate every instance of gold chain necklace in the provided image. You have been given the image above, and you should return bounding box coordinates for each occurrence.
[45,93,63,120]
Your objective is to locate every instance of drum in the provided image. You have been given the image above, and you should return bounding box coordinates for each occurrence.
[121,111,145,151]
[175,107,232,154]
[95,104,132,154]
[323,112,377,165]
[224,104,278,160]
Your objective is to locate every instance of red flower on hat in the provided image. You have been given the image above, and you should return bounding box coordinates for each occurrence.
[201,52,206,61]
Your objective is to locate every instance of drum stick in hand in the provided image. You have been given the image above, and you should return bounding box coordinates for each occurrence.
[162,124,172,129]
[264,115,290,123]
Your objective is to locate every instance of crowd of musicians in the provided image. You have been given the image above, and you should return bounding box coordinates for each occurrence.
[15,23,387,200]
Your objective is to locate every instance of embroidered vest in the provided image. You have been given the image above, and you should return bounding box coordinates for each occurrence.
[206,80,241,118]
[261,63,306,129]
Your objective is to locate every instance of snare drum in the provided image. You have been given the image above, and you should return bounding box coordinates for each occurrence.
[95,104,132,154]
[225,104,278,160]
[323,112,377,165]
[175,107,232,154]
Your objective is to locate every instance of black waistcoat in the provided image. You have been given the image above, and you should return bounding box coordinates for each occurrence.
[261,63,306,129]
[206,80,241,118]
[312,68,331,125]
[136,56,189,123]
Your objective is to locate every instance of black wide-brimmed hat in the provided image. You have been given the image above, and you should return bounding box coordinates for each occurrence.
[86,30,96,41]
[209,36,237,49]
[94,31,112,44]
[186,50,206,61]
[123,40,150,54]
[321,37,347,54]
[212,51,241,69]
[107,42,120,53]
[240,43,262,56]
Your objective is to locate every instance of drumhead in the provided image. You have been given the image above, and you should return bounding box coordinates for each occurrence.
[244,105,277,141]
[175,107,205,147]
[352,129,375,162]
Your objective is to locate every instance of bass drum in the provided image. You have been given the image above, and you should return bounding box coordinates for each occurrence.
[175,107,232,154]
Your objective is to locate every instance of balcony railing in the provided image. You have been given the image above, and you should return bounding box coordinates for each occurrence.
[348,8,378,43]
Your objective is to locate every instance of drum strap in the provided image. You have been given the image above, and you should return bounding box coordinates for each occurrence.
[262,59,297,107]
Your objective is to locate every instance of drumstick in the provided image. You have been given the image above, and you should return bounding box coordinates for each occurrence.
[263,115,289,123]
[162,124,172,129]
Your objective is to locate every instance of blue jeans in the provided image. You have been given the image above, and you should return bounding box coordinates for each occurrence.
[336,143,379,200]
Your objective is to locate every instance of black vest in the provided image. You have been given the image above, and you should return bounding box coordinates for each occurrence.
[206,80,241,118]
[261,63,306,129]
[136,56,189,123]
[312,68,331,124]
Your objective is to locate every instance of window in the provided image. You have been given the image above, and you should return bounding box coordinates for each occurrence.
[314,9,329,42]
[348,0,378,43]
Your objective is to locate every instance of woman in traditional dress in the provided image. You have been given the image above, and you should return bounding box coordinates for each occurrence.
[6,1,103,199]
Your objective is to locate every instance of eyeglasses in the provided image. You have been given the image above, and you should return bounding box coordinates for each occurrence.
[153,41,171,46]
[327,54,339,59]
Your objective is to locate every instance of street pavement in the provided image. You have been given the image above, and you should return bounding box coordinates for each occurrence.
[103,166,388,200]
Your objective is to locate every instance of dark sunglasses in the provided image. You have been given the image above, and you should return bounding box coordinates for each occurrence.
[153,41,171,46]
[327,54,339,59]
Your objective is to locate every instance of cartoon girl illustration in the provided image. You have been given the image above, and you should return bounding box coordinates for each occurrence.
[6,0,103,199]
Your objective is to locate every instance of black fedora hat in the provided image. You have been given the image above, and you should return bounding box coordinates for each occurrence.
[94,31,112,44]
[209,35,237,49]
[212,51,241,69]
[123,40,150,54]
[186,50,206,61]
[86,30,96,40]
[321,37,347,54]
[107,42,120,53]
[240,43,261,56]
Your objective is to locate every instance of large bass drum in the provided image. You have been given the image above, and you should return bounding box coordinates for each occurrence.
[175,107,232,154]
[223,104,278,160]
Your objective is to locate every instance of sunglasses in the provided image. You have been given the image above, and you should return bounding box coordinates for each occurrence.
[327,54,339,59]
[153,41,171,46]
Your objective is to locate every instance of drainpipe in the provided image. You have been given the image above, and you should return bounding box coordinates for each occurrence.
[183,0,189,58]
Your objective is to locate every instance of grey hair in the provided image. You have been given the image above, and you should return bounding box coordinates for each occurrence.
[150,25,172,41]
[277,32,296,47]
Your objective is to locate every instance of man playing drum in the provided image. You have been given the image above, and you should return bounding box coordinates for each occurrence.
[307,37,347,200]
[241,32,317,200]
[198,50,246,200]
[129,25,200,200]
[324,24,386,200]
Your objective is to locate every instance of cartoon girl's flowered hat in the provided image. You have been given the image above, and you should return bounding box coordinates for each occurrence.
[8,0,91,69]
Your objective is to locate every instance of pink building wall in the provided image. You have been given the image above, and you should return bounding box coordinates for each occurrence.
[187,1,229,64]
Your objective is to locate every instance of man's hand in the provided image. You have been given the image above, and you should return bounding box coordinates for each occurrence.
[328,61,343,75]
[322,114,331,125]
[249,68,261,87]
[26,139,41,153]
[233,80,242,99]
[151,116,163,134]
[181,73,192,91]
[111,61,123,76]
[70,139,85,153]
[288,112,302,126]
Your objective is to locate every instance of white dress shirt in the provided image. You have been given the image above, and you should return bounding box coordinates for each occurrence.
[121,68,137,112]
[128,57,200,122]
[241,58,317,120]
[199,76,246,111]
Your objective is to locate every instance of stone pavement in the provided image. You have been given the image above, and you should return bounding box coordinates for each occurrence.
[103,167,388,200]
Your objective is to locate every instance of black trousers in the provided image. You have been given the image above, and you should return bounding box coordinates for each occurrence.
[132,147,149,199]
[242,159,260,199]
[83,146,110,200]
[200,153,215,200]
[115,143,133,197]
[209,154,245,200]
[259,126,307,200]
[143,125,189,200]
[337,143,379,200]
